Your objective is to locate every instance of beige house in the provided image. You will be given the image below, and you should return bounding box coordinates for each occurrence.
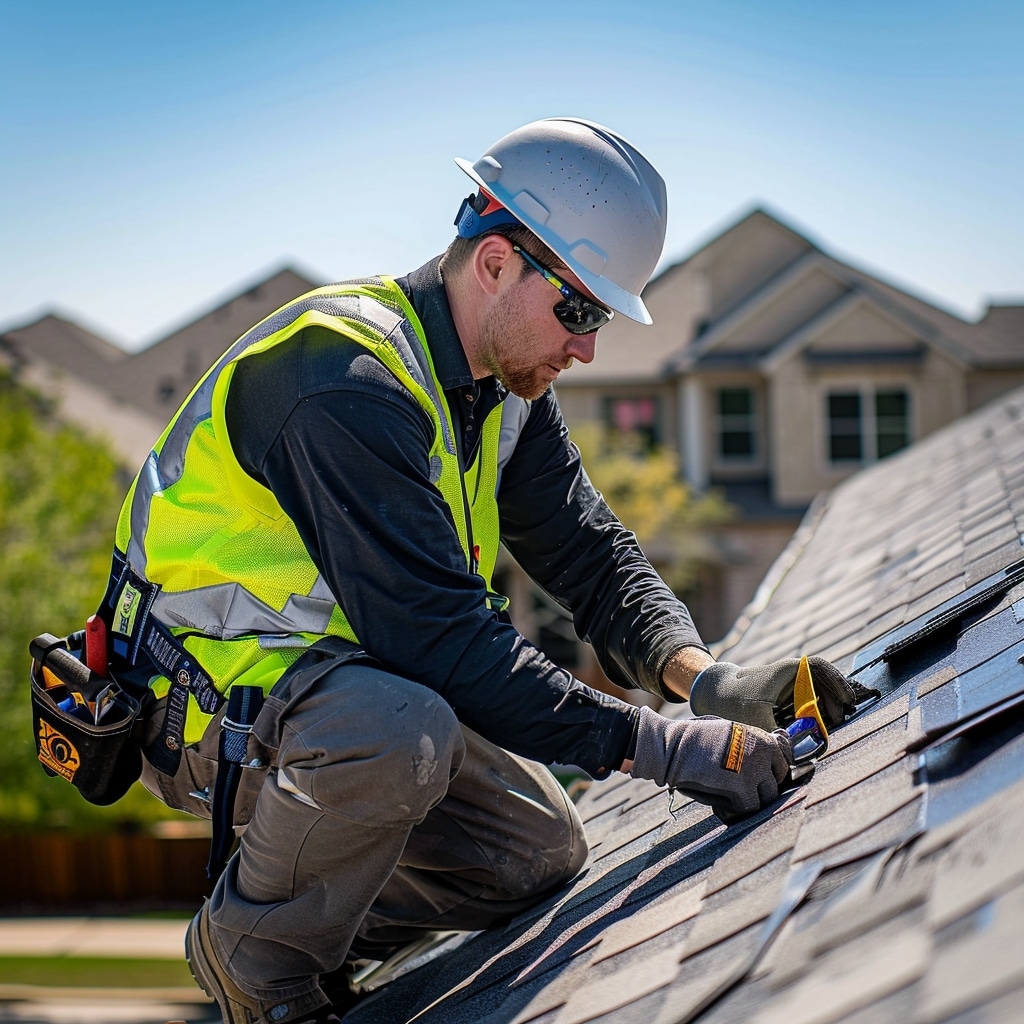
[3,210,1021,658]
[556,207,1024,641]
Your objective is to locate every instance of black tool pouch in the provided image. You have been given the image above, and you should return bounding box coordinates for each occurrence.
[30,633,143,806]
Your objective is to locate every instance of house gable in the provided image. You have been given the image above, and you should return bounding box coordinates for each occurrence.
[762,286,971,376]
[694,208,816,324]
[109,266,319,417]
[694,258,852,361]
[810,299,922,352]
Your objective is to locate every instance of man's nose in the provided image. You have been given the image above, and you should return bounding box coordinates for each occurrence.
[566,332,597,364]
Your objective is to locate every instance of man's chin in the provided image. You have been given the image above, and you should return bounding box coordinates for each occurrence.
[501,373,553,401]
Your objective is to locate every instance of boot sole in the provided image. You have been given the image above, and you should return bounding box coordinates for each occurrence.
[185,904,254,1024]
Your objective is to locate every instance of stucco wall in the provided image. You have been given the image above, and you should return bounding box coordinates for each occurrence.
[770,348,967,506]
[967,370,1024,411]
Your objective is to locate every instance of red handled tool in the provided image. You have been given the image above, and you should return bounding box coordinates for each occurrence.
[84,614,108,676]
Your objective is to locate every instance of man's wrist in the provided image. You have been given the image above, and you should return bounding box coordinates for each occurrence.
[622,649,716,772]
[661,646,716,701]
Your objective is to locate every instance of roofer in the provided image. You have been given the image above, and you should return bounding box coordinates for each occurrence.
[91,117,873,1023]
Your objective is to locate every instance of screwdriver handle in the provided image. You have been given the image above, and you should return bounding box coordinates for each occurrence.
[85,614,109,676]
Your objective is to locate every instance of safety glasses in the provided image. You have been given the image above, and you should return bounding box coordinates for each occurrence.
[512,245,614,335]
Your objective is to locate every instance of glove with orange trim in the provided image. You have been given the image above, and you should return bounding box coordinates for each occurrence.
[689,657,880,733]
[630,707,793,822]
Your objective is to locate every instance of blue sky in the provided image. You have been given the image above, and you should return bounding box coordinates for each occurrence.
[1,0,1021,351]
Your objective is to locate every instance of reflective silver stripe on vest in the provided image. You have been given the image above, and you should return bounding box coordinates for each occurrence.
[125,284,459,638]
[152,575,339,640]
[497,395,531,475]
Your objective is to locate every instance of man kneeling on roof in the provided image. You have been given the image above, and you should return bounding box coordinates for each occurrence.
[83,117,875,1024]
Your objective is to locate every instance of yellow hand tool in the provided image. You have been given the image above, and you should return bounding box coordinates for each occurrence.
[785,655,830,780]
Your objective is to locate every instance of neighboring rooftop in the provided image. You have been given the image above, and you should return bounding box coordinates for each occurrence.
[109,267,319,419]
[347,383,1024,1023]
[0,312,127,385]
[563,207,1023,385]
[0,266,319,466]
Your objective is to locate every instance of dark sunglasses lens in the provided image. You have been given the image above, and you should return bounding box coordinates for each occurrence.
[553,299,612,335]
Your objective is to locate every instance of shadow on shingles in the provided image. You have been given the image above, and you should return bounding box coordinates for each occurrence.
[348,807,778,1022]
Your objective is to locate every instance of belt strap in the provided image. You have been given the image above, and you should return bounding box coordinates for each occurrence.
[102,551,225,776]
[207,684,264,881]
[143,621,223,775]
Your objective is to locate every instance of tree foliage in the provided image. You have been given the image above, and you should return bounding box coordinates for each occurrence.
[0,369,181,829]
[570,423,734,592]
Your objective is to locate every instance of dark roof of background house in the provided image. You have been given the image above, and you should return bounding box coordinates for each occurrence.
[0,313,128,384]
[977,304,1024,360]
[0,268,321,422]
[562,208,1022,384]
[107,266,319,416]
[709,478,810,523]
[348,383,1024,1023]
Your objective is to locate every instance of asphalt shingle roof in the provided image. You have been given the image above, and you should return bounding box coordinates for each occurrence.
[347,383,1024,1023]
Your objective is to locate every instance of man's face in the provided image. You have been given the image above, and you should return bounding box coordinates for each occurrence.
[477,255,601,401]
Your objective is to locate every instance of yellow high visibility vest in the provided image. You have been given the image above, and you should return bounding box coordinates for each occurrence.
[114,277,529,742]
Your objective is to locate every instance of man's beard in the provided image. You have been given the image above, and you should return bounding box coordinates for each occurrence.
[478,289,553,401]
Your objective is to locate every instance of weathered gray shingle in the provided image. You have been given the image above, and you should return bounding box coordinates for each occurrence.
[348,382,1024,1023]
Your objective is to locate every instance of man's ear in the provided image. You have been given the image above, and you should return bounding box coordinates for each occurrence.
[472,234,516,298]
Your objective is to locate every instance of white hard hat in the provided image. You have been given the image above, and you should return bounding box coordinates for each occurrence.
[454,117,668,325]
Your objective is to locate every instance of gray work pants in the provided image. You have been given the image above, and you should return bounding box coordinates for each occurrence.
[197,654,588,1003]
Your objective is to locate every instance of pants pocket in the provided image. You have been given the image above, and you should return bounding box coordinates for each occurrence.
[139,696,278,825]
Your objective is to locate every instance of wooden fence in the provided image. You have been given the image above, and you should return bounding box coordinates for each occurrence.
[0,832,212,910]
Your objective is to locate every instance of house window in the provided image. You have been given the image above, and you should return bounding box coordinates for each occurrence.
[603,396,661,448]
[827,387,910,464]
[716,387,757,459]
[875,390,910,457]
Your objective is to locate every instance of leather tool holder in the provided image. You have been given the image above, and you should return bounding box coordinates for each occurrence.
[29,633,143,806]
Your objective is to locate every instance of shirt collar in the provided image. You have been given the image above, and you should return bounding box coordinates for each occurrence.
[398,256,476,392]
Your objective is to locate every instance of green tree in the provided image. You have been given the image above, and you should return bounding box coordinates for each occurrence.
[0,368,179,829]
[570,422,733,593]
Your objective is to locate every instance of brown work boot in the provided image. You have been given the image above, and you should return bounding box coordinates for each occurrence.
[186,901,341,1024]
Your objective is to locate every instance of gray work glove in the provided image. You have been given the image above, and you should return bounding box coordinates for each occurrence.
[689,657,880,733]
[631,706,793,823]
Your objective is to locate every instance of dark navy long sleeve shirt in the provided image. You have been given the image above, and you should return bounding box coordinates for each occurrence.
[224,257,707,778]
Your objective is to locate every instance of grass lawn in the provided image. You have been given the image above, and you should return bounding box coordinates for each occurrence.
[0,955,195,988]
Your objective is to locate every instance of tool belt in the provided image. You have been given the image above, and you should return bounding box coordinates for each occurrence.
[29,550,267,880]
[30,632,143,806]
